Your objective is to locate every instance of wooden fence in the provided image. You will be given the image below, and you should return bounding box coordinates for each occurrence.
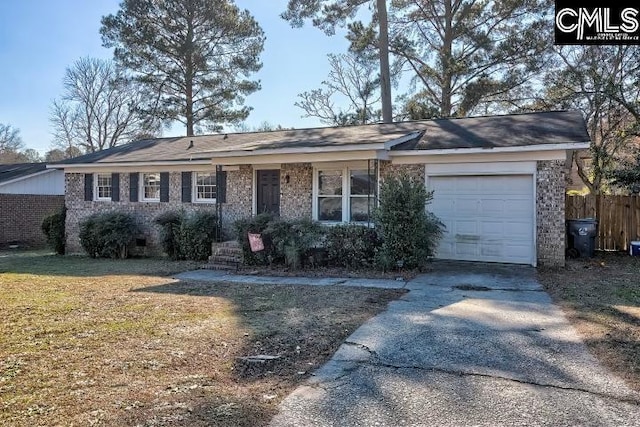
[566,195,640,251]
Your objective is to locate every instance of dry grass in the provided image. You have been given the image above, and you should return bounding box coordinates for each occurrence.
[539,253,640,392]
[0,252,405,426]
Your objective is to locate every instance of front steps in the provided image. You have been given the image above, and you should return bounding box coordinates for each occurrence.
[205,240,243,271]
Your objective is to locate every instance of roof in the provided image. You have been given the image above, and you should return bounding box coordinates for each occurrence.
[0,163,49,184]
[399,110,590,150]
[51,110,590,166]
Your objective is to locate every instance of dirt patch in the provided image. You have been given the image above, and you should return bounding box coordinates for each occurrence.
[0,254,405,426]
[539,253,640,392]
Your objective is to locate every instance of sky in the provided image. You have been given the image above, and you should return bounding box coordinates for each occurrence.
[0,0,354,155]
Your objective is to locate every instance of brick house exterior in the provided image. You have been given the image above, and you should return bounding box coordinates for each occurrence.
[53,111,590,267]
[0,163,65,248]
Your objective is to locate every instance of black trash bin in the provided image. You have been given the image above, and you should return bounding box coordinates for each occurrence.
[567,218,598,257]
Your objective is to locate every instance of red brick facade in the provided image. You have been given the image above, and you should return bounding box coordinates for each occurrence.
[0,194,65,248]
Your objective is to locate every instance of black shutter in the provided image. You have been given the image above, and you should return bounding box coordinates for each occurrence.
[111,173,120,202]
[129,173,139,202]
[160,172,169,202]
[181,172,192,203]
[84,174,93,201]
[217,171,227,203]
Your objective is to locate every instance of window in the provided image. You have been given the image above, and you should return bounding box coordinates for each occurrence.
[141,172,161,201]
[315,166,376,223]
[318,170,343,221]
[194,172,217,202]
[349,169,376,222]
[94,173,112,201]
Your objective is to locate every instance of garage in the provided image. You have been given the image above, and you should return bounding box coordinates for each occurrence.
[427,174,535,265]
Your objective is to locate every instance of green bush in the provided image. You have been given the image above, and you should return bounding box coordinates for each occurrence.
[41,207,66,255]
[234,213,276,265]
[154,211,182,259]
[234,214,324,268]
[325,224,381,269]
[177,211,219,261]
[154,210,219,261]
[374,173,444,270]
[79,211,139,258]
[265,218,324,269]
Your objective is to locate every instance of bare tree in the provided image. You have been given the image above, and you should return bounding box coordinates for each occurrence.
[296,53,381,126]
[0,123,24,152]
[0,123,28,164]
[44,146,84,162]
[537,46,640,194]
[283,0,393,123]
[50,57,158,153]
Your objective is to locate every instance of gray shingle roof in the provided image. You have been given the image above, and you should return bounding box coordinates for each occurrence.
[0,163,48,184]
[402,110,590,150]
[53,110,589,165]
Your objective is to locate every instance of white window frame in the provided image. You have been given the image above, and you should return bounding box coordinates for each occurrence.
[94,173,112,201]
[140,172,161,202]
[312,164,377,224]
[193,171,217,203]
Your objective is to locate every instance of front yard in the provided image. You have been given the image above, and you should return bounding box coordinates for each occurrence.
[539,253,640,392]
[0,252,404,426]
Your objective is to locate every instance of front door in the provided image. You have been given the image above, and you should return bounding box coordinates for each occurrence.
[256,169,280,215]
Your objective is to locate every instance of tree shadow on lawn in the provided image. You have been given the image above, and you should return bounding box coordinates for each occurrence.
[125,278,406,426]
[0,253,201,277]
[130,273,640,426]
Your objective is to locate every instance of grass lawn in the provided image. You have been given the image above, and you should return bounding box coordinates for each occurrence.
[539,253,640,392]
[0,251,405,426]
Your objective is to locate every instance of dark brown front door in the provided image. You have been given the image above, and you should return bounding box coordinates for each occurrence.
[256,169,280,215]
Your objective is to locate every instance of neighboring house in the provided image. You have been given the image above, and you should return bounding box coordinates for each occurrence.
[0,163,65,248]
[49,110,590,267]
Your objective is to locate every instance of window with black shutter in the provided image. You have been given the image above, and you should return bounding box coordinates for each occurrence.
[111,173,120,202]
[129,173,139,202]
[159,172,169,202]
[84,174,93,201]
[181,172,192,202]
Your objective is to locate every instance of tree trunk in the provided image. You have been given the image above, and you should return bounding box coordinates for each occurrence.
[185,5,195,136]
[441,0,454,117]
[377,0,392,123]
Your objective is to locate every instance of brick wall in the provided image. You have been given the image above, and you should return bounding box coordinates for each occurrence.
[65,170,253,255]
[379,161,425,183]
[0,194,65,248]
[280,163,313,219]
[536,160,566,267]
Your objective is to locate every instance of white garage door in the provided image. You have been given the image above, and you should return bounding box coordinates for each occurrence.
[428,175,535,265]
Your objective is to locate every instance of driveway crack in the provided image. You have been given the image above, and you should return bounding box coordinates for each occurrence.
[363,360,640,405]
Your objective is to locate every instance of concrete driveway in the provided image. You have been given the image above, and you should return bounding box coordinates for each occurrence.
[270,263,640,426]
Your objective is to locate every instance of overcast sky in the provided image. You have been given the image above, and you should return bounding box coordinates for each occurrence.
[0,0,354,154]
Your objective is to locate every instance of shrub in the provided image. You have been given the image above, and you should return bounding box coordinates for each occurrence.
[79,211,139,258]
[234,213,275,265]
[325,224,381,269]
[264,218,324,268]
[154,210,219,261]
[41,207,66,255]
[154,211,182,259]
[177,211,219,261]
[234,214,324,268]
[374,173,444,270]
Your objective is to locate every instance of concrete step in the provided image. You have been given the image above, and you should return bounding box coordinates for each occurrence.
[212,247,243,257]
[202,263,238,271]
[212,240,242,249]
[208,254,242,264]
